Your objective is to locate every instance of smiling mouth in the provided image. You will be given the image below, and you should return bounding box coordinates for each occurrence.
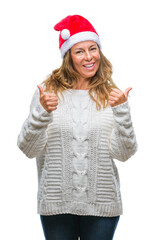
[83,63,95,69]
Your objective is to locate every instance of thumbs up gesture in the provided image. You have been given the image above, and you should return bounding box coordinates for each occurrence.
[37,85,58,113]
[109,87,132,107]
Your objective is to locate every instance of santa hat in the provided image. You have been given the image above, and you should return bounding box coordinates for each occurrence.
[54,15,101,58]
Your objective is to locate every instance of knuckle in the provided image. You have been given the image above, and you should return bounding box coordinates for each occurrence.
[50,93,56,98]
[52,100,58,105]
[47,106,52,111]
[53,103,57,107]
[53,97,58,101]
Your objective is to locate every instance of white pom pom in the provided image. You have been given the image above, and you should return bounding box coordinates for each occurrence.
[61,29,70,40]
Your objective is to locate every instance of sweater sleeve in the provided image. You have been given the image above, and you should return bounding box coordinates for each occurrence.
[109,101,138,162]
[17,88,53,159]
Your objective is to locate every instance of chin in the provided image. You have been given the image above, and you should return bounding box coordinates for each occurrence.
[83,71,97,79]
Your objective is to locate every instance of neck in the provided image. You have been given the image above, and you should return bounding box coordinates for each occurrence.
[76,78,90,90]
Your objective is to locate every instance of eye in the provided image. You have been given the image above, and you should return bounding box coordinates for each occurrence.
[76,50,83,54]
[90,47,97,51]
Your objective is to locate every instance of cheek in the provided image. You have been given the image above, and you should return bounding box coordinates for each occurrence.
[74,62,82,72]
[72,57,82,69]
[96,57,100,69]
[97,53,100,61]
[74,61,83,72]
[94,52,100,65]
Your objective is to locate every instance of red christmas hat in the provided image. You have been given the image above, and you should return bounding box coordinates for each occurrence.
[54,15,101,58]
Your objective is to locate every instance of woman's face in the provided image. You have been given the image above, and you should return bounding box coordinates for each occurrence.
[70,41,100,81]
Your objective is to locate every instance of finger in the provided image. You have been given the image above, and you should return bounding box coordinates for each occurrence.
[44,97,58,103]
[109,91,120,97]
[45,101,58,107]
[44,91,58,99]
[37,85,44,97]
[47,95,58,100]
[109,96,118,101]
[46,106,57,113]
[111,88,120,94]
[124,87,132,98]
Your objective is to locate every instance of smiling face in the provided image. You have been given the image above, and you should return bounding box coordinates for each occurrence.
[70,41,100,82]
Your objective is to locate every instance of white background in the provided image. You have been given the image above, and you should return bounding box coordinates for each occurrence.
[0,0,155,239]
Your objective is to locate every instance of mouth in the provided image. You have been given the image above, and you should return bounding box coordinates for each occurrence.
[83,63,95,70]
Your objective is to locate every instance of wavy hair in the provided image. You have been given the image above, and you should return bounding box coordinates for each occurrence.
[43,48,118,110]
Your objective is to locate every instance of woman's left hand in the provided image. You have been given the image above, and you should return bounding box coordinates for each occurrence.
[109,87,132,107]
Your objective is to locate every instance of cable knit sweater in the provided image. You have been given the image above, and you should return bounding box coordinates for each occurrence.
[17,87,137,217]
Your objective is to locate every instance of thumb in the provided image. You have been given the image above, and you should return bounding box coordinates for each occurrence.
[124,87,132,98]
[37,85,44,97]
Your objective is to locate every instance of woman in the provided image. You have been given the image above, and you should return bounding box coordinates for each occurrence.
[17,15,138,240]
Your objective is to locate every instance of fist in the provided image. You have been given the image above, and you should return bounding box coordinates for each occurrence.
[37,85,58,113]
[109,87,132,107]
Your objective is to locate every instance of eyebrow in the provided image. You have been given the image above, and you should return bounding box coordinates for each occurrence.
[74,44,97,51]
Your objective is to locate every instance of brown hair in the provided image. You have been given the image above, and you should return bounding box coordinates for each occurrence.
[43,48,118,110]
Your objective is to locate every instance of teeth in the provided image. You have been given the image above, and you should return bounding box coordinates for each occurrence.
[84,64,94,67]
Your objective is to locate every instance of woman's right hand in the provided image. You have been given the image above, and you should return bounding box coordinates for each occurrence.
[37,85,58,113]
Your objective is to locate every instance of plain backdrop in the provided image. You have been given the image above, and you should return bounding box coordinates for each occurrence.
[0,0,155,239]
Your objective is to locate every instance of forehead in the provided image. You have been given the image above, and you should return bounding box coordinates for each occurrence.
[71,40,97,50]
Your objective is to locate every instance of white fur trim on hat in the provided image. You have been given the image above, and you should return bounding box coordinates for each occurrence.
[60,31,101,58]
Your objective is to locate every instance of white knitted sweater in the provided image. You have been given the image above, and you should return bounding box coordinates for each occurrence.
[17,88,137,217]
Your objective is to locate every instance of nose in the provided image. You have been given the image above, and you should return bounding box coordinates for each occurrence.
[85,50,92,61]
